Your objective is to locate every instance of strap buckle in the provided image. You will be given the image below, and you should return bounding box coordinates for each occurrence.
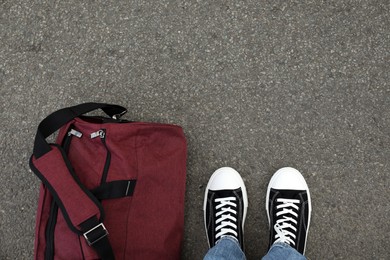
[83,223,109,246]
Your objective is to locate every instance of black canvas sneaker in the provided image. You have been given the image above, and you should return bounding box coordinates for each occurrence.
[266,167,312,255]
[204,167,248,249]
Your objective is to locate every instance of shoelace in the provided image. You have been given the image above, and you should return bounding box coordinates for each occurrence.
[273,198,300,246]
[214,197,238,241]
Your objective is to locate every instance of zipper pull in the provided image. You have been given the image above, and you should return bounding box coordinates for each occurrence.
[90,129,105,139]
[68,129,82,138]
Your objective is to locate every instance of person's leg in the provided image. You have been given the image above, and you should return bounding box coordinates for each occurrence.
[262,167,312,260]
[203,167,248,260]
[262,243,306,260]
[204,236,246,260]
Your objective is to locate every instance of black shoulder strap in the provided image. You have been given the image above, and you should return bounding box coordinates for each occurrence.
[31,103,126,260]
[33,102,127,158]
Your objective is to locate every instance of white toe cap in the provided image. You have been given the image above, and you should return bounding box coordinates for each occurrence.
[207,167,244,190]
[268,167,308,190]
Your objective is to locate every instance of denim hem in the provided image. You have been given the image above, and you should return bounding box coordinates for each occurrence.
[262,242,306,260]
[204,236,246,260]
[217,236,240,246]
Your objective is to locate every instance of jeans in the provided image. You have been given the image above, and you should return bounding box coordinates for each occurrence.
[204,237,306,260]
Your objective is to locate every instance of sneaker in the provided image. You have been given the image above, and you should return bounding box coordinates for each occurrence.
[203,167,248,249]
[265,167,312,255]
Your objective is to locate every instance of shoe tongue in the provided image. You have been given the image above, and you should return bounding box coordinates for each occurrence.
[212,188,242,199]
[273,189,306,200]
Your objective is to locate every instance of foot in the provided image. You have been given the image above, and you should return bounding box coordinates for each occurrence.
[203,167,248,249]
[266,167,312,255]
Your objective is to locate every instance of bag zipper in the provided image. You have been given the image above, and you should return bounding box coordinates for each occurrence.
[64,129,82,153]
[90,129,111,184]
[44,127,82,260]
[44,199,58,260]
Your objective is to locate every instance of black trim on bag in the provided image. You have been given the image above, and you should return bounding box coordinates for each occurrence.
[79,115,131,124]
[62,127,75,154]
[44,199,58,260]
[99,129,111,184]
[29,144,105,235]
[44,126,76,260]
[92,180,137,200]
[30,155,79,234]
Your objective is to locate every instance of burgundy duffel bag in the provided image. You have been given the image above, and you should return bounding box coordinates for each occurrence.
[29,103,187,260]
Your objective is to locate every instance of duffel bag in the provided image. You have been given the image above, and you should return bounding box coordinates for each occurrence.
[29,103,187,260]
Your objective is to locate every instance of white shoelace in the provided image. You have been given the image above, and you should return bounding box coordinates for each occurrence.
[273,198,300,246]
[214,197,238,241]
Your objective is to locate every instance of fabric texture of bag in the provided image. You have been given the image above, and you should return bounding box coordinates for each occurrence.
[29,103,187,260]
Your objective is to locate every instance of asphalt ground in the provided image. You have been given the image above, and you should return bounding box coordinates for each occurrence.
[1,0,389,259]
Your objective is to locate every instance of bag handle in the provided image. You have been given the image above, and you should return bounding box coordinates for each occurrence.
[33,102,127,159]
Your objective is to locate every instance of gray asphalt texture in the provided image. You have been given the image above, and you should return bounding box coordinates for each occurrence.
[1,0,389,259]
